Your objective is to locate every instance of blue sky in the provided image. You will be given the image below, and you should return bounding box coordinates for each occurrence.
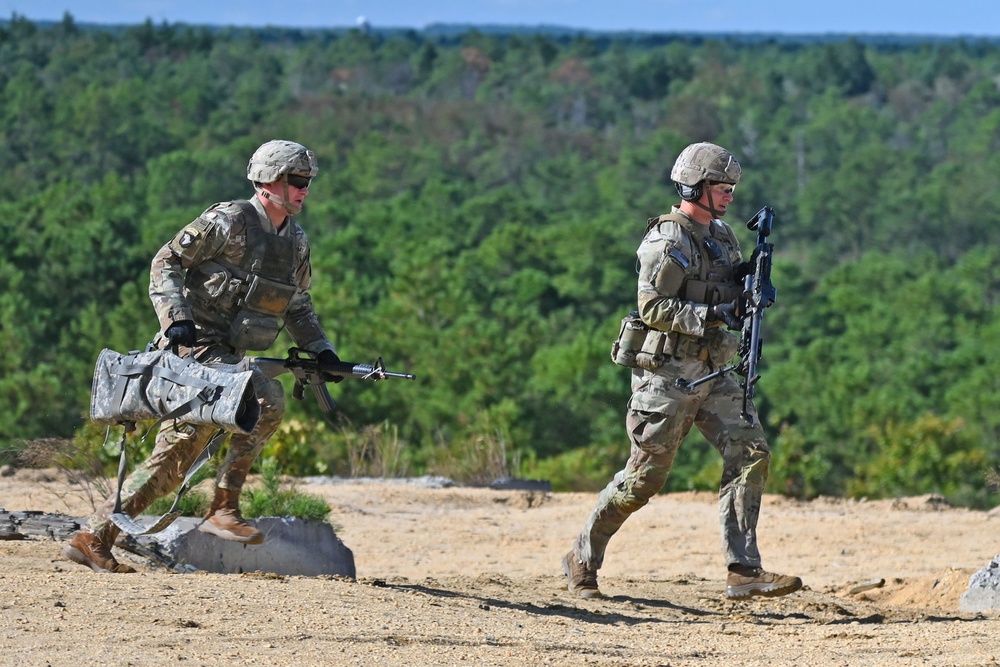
[1,0,998,36]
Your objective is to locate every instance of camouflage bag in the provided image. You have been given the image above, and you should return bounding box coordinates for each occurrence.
[90,348,260,434]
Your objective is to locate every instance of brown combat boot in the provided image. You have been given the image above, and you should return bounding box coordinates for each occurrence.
[63,531,136,573]
[562,551,604,598]
[725,565,802,599]
[198,486,264,544]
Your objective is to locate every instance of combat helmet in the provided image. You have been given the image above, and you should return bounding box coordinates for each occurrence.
[670,142,741,188]
[246,140,318,184]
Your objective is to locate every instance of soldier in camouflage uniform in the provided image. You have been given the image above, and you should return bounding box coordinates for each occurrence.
[562,142,802,600]
[65,140,338,573]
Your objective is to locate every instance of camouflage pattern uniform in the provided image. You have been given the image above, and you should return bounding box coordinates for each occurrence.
[571,203,771,573]
[84,195,334,541]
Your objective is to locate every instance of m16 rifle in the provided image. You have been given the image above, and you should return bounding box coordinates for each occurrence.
[675,206,776,424]
[250,347,416,413]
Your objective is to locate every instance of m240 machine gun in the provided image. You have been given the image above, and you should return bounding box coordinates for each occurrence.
[676,206,776,424]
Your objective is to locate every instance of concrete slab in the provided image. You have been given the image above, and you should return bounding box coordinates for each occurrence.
[123,516,355,577]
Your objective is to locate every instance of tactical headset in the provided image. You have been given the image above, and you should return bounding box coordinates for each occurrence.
[675,182,703,202]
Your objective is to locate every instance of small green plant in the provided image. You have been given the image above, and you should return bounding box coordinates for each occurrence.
[146,487,212,518]
[146,456,332,521]
[145,461,215,518]
[242,459,331,521]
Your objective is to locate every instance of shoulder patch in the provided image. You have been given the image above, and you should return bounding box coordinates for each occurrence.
[178,229,198,248]
[667,246,690,270]
[169,215,217,260]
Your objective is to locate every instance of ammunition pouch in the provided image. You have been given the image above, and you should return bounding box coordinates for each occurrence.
[612,312,741,370]
[186,265,293,351]
[227,311,282,351]
[612,311,671,371]
[90,348,260,434]
[243,274,297,316]
[186,262,241,312]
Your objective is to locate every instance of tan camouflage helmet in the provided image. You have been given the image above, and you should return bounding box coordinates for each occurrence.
[670,142,741,187]
[246,140,319,184]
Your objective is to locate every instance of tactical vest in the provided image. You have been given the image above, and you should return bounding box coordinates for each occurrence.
[611,213,742,370]
[645,212,742,307]
[186,200,299,351]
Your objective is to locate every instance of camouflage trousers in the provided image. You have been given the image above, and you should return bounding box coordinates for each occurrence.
[85,345,286,541]
[572,354,771,571]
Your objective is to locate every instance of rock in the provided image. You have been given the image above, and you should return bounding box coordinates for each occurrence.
[959,555,1000,612]
[118,515,356,577]
[848,578,885,595]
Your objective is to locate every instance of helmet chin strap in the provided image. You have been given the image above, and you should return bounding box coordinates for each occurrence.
[256,176,301,215]
[692,186,725,218]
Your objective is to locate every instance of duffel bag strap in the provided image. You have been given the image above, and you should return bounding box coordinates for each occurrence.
[110,427,228,536]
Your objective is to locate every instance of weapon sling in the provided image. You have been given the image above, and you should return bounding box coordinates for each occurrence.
[109,425,228,536]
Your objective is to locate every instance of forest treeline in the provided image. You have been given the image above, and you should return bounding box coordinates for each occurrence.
[2,14,999,506]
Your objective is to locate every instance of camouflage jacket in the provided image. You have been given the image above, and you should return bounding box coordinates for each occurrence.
[149,195,334,355]
[636,205,744,339]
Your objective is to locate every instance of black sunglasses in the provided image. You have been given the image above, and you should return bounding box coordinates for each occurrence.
[286,174,312,189]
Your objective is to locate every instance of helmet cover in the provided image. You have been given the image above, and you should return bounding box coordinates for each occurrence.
[670,142,741,187]
[246,140,318,184]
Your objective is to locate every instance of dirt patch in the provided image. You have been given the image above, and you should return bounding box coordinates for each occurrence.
[1,468,999,666]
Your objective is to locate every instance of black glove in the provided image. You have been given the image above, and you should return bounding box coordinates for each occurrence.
[317,349,344,383]
[734,261,753,282]
[165,320,197,347]
[709,300,742,330]
[734,247,762,281]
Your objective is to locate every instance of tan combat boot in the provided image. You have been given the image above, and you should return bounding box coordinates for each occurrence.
[562,551,604,598]
[725,565,802,599]
[198,487,264,544]
[63,531,136,573]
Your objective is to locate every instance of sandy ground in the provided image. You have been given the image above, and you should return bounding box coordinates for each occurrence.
[2,467,999,667]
